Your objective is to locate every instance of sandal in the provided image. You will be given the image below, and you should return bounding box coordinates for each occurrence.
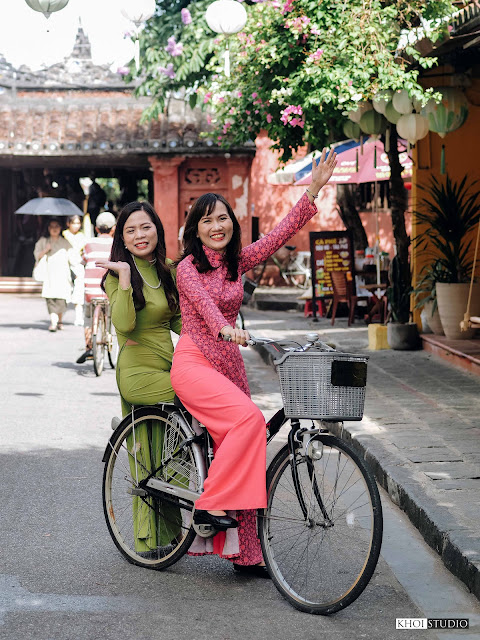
[57,323,64,330]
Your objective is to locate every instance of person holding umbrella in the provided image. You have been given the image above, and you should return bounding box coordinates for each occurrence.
[33,217,78,332]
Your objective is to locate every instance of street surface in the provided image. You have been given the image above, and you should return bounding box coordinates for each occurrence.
[1,295,479,640]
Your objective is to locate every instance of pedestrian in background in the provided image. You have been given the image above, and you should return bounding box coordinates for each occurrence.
[63,214,87,326]
[76,211,116,364]
[33,217,76,332]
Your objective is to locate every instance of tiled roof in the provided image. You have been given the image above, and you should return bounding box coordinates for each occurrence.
[0,91,216,156]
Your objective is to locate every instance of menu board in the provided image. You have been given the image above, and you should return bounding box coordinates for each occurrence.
[309,231,354,319]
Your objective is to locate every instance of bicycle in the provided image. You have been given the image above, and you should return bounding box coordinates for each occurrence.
[252,245,311,289]
[90,297,119,377]
[102,334,382,615]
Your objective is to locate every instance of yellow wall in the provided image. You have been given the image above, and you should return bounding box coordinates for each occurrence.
[411,72,480,323]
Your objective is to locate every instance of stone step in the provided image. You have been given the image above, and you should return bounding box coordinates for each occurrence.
[0,277,42,294]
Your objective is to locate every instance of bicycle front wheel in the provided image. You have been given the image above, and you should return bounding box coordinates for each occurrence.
[92,307,105,376]
[102,407,199,570]
[260,433,382,615]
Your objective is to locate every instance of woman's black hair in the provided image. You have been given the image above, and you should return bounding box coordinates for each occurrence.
[101,201,178,312]
[66,214,82,225]
[42,217,64,238]
[176,193,241,281]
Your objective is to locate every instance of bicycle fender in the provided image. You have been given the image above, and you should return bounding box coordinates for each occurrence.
[101,403,193,462]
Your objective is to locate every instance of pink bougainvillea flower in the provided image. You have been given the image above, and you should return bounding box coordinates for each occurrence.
[203,91,213,103]
[158,63,176,79]
[165,36,184,57]
[252,92,258,98]
[266,113,273,123]
[181,8,192,24]
[116,66,130,76]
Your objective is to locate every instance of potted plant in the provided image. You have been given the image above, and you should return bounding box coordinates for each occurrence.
[386,255,421,350]
[413,175,480,339]
[413,262,445,335]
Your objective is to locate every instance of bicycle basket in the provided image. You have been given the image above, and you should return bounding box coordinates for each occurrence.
[273,350,369,421]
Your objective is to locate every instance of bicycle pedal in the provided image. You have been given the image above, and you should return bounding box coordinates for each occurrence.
[192,522,216,539]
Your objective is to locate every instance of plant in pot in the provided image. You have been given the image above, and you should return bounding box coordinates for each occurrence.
[413,175,480,340]
[386,255,421,350]
[413,261,447,335]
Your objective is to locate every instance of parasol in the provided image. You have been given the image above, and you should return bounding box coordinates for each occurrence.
[15,197,84,217]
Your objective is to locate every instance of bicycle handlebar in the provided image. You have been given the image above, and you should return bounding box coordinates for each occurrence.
[222,332,337,352]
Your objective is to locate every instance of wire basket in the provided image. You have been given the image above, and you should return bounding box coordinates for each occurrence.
[273,350,369,421]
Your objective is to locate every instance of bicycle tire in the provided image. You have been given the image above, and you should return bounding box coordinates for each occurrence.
[107,321,119,369]
[92,306,105,377]
[102,406,199,570]
[259,432,383,615]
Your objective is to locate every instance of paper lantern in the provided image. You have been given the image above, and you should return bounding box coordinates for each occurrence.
[205,0,247,77]
[359,110,387,137]
[343,120,362,140]
[421,87,469,138]
[396,113,429,145]
[347,101,372,123]
[120,0,156,26]
[384,101,401,124]
[392,89,413,115]
[24,0,69,18]
[372,90,393,115]
[205,0,248,35]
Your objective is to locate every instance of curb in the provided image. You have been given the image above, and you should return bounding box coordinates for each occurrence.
[253,342,480,600]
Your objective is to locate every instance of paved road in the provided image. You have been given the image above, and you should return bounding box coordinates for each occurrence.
[1,295,478,640]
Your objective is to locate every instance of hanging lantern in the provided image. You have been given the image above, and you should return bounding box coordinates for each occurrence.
[396,113,429,145]
[421,87,469,138]
[392,89,413,115]
[372,89,393,115]
[120,0,157,27]
[347,101,372,123]
[384,101,402,124]
[205,0,247,77]
[120,0,157,72]
[24,0,69,18]
[343,120,361,141]
[359,110,387,138]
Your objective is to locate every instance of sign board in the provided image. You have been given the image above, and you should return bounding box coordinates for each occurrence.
[309,231,354,320]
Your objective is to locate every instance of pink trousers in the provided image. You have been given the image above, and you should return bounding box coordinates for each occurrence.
[170,335,267,511]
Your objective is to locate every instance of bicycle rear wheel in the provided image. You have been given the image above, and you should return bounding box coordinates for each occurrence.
[260,433,382,615]
[102,406,199,569]
[92,306,105,377]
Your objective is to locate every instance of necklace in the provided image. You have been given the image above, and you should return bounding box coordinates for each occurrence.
[132,254,162,289]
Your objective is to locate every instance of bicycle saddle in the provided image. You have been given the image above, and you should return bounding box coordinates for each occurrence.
[285,245,296,251]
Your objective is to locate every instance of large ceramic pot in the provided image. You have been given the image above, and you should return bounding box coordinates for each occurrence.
[436,282,480,340]
[422,300,444,335]
[387,322,421,350]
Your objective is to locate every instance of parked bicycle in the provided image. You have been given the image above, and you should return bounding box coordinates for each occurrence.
[102,334,382,615]
[252,245,311,289]
[90,297,118,377]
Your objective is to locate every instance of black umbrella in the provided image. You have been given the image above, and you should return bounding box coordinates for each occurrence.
[15,197,84,217]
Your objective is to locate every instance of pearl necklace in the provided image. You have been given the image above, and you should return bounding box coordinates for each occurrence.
[132,254,162,289]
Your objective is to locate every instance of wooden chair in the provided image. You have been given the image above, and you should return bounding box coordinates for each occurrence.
[330,271,370,326]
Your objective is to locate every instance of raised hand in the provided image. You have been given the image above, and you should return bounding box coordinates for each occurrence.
[96,259,131,290]
[95,259,130,274]
[310,147,337,193]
